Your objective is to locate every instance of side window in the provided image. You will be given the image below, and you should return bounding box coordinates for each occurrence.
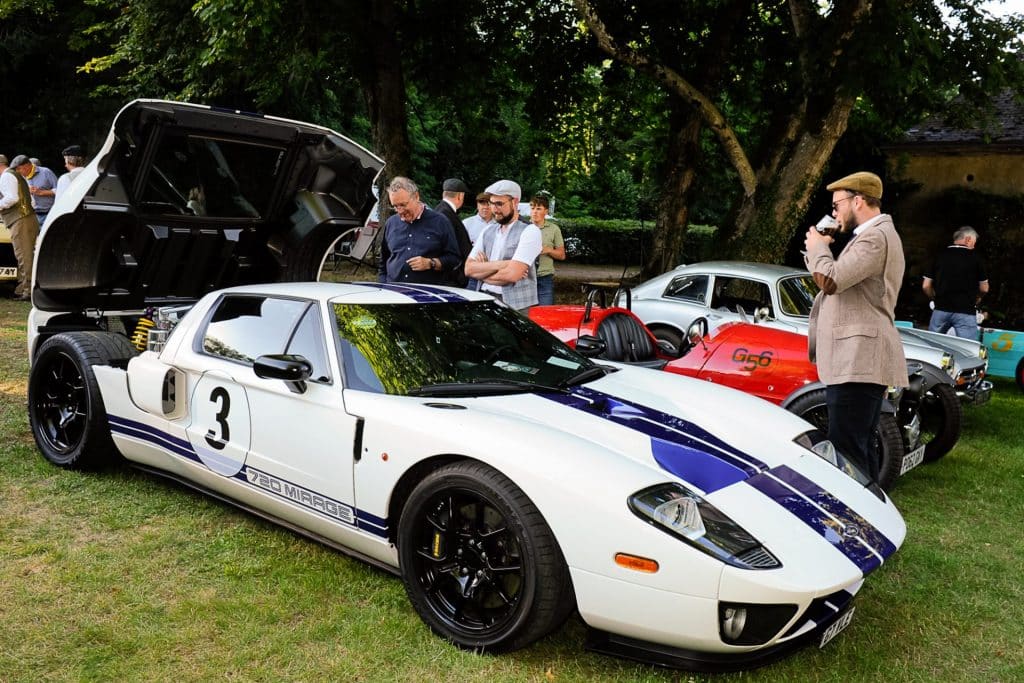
[663,274,709,303]
[284,305,331,383]
[201,296,308,364]
[711,277,772,315]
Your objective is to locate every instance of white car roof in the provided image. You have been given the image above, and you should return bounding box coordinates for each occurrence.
[218,281,495,305]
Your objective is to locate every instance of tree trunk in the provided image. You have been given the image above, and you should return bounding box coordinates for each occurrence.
[645,102,702,277]
[724,94,858,262]
[359,0,412,184]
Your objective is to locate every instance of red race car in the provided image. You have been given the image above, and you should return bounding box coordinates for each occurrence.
[529,287,936,490]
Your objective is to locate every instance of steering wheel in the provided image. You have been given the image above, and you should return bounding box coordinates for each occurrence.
[485,344,515,364]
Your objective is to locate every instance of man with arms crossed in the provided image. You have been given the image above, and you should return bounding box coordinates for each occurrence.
[465,180,541,312]
[804,171,908,484]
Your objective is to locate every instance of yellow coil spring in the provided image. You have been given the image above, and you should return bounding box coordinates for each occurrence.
[130,317,156,351]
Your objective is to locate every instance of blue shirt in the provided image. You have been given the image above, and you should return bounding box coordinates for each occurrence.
[378,206,461,284]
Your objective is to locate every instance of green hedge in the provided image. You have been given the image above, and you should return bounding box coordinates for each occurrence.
[554,217,718,265]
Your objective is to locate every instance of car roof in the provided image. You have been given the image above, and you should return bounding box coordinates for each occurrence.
[219,281,495,305]
[669,261,806,280]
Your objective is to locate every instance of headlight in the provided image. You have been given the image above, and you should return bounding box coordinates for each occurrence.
[940,352,955,377]
[979,346,988,360]
[794,429,874,488]
[629,484,780,569]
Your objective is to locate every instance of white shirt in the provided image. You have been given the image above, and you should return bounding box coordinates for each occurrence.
[853,213,886,236]
[462,214,493,243]
[55,167,85,201]
[470,222,542,294]
[0,170,21,210]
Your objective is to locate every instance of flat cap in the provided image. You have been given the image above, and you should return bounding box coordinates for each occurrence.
[442,178,469,193]
[62,145,85,157]
[0,154,7,165]
[826,171,883,200]
[475,191,491,202]
[484,179,521,200]
[10,154,31,168]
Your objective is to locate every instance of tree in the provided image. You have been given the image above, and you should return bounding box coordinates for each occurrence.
[573,0,1024,275]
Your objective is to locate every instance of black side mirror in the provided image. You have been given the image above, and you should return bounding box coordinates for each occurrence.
[254,354,313,394]
[575,335,607,358]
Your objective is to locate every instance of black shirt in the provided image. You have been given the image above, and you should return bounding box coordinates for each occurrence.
[378,206,461,284]
[925,245,987,314]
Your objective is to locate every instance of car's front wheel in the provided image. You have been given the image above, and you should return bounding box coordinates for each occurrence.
[397,461,573,653]
[28,332,137,469]
[918,382,963,462]
[787,389,905,490]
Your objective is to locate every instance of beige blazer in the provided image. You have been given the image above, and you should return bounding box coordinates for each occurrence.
[804,214,909,388]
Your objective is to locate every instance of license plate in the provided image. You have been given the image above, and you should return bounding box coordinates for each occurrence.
[0,266,17,279]
[819,607,855,648]
[899,444,926,476]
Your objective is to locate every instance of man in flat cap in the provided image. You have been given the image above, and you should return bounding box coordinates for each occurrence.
[0,155,42,299]
[378,176,461,285]
[803,171,908,484]
[55,145,88,201]
[14,155,58,225]
[465,179,542,311]
[434,178,472,287]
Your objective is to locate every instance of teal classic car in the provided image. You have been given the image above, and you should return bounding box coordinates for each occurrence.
[981,327,1024,390]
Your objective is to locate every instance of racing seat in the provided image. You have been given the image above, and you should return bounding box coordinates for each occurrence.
[595,313,668,369]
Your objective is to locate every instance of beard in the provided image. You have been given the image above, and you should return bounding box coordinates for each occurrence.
[495,208,516,225]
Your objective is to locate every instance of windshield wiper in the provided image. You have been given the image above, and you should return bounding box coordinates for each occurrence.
[559,364,615,388]
[407,378,571,397]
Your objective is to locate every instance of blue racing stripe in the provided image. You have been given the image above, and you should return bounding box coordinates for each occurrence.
[771,465,898,560]
[349,281,468,303]
[746,466,888,575]
[540,386,767,492]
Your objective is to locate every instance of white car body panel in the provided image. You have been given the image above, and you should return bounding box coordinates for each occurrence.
[84,281,905,659]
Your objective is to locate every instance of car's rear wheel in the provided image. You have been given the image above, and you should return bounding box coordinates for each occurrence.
[918,383,963,462]
[28,332,137,469]
[650,326,687,355]
[1015,357,1024,392]
[397,461,573,653]
[787,389,905,490]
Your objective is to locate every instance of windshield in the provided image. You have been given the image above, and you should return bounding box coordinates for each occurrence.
[332,301,596,395]
[777,274,819,317]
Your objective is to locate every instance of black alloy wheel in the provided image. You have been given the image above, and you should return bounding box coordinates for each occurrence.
[398,461,573,653]
[917,383,963,462]
[28,332,136,469]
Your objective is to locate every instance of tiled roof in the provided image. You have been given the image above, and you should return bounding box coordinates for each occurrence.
[901,90,1024,145]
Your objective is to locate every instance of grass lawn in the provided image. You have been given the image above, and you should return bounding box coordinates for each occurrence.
[2,296,1023,682]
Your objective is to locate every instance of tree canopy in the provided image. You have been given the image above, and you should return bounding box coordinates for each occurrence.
[1,0,1021,272]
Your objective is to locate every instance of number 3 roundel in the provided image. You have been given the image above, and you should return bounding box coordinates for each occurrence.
[188,372,252,476]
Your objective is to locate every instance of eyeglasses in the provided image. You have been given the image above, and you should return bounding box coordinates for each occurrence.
[831,194,858,212]
[488,200,509,208]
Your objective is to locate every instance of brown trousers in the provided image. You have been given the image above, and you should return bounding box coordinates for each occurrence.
[8,212,40,296]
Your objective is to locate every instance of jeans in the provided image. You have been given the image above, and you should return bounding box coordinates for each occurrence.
[536,274,555,305]
[929,309,979,341]
[826,382,885,484]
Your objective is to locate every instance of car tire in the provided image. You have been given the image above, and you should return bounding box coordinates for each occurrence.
[28,331,137,469]
[1015,357,1024,392]
[919,383,963,463]
[397,461,573,653]
[786,389,905,490]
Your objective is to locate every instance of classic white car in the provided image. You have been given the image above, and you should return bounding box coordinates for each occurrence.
[24,101,905,670]
[28,281,905,669]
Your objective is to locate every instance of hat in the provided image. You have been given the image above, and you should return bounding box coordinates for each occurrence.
[10,154,31,168]
[475,191,491,202]
[442,178,469,193]
[826,171,883,200]
[62,145,85,157]
[484,179,521,200]
[0,155,7,165]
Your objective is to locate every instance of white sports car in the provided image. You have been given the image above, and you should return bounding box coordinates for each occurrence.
[28,282,906,669]
[25,101,905,671]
